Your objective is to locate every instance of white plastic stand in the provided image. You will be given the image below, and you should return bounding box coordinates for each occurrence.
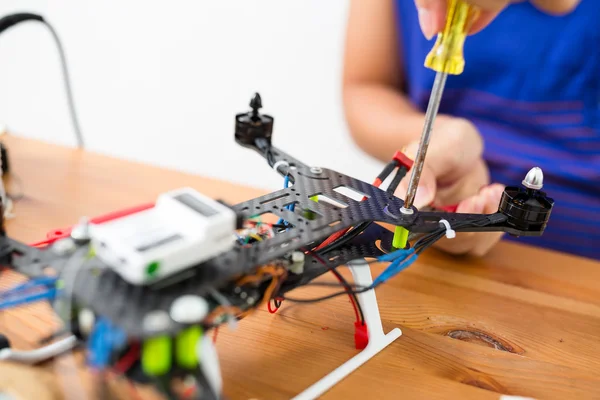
[292,259,402,400]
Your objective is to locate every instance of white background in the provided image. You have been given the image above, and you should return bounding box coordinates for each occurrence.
[0,0,384,191]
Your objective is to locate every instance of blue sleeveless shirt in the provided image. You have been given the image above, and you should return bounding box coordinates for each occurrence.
[394,0,600,260]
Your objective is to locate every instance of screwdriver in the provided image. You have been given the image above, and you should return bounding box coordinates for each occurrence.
[400,0,480,214]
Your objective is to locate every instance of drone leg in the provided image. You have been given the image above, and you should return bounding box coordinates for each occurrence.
[292,259,402,400]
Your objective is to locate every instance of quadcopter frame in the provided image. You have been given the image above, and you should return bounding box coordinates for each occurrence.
[0,94,554,400]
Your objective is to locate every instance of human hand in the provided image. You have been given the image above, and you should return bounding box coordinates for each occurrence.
[396,116,505,256]
[414,0,581,39]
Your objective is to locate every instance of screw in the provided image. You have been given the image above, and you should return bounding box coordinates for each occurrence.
[240,292,248,299]
[71,217,91,242]
[310,167,323,175]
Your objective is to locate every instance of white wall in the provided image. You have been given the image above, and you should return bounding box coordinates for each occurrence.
[0,0,383,191]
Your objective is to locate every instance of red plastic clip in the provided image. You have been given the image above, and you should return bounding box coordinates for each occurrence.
[354,322,369,350]
[437,204,458,213]
[392,151,414,170]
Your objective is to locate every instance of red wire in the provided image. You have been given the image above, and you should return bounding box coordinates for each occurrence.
[314,178,382,252]
[308,177,384,324]
[332,271,360,323]
[267,299,280,314]
[114,343,140,374]
[212,327,219,344]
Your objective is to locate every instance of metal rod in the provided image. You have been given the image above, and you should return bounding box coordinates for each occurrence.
[401,71,448,212]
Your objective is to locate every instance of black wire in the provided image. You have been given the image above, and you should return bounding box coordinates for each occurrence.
[285,214,508,303]
[377,160,398,182]
[316,221,371,255]
[307,250,365,325]
[42,20,85,148]
[282,282,373,303]
[255,138,275,167]
[387,166,408,195]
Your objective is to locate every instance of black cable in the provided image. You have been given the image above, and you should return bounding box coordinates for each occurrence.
[308,250,365,325]
[0,13,85,147]
[43,20,85,148]
[377,160,398,182]
[316,221,371,255]
[255,138,275,167]
[387,166,408,195]
[286,214,508,304]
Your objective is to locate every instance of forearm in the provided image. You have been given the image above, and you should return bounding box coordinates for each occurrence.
[343,82,435,161]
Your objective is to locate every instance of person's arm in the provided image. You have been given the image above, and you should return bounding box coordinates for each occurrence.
[342,0,434,162]
[342,0,504,257]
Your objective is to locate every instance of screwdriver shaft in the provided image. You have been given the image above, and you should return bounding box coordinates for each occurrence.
[401,71,448,212]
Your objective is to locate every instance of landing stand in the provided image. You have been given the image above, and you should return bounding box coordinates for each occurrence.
[292,259,402,400]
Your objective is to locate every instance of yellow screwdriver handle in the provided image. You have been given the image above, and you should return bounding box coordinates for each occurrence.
[424,0,480,75]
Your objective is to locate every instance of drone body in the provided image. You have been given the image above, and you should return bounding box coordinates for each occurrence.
[0,94,554,400]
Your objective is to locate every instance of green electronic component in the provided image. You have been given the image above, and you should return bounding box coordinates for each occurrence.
[310,195,319,202]
[176,326,203,369]
[141,336,172,376]
[145,261,161,277]
[392,226,409,249]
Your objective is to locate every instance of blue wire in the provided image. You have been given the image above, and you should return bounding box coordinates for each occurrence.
[377,247,414,263]
[373,253,418,286]
[277,174,293,226]
[0,276,58,297]
[0,288,58,310]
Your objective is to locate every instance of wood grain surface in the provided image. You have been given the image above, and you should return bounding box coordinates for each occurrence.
[0,135,598,400]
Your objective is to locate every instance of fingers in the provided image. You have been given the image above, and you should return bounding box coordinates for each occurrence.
[432,183,506,256]
[435,158,489,206]
[414,0,448,39]
[414,0,515,37]
[395,117,485,208]
[396,163,437,208]
[404,118,483,186]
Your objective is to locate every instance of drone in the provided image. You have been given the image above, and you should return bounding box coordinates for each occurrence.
[0,94,554,400]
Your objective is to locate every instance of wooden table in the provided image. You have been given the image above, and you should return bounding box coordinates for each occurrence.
[0,135,599,400]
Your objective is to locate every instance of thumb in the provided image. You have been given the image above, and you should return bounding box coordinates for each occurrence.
[397,164,437,209]
[414,0,447,39]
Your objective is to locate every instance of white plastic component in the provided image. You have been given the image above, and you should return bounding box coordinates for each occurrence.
[90,187,237,285]
[0,335,77,364]
[272,160,289,173]
[198,334,223,398]
[288,251,305,274]
[169,295,209,324]
[293,259,402,400]
[78,308,95,335]
[439,219,456,239]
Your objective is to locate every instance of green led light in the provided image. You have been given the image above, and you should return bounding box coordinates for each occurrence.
[146,261,160,276]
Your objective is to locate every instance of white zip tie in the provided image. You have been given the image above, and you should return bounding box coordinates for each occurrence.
[439,219,456,239]
[273,160,289,173]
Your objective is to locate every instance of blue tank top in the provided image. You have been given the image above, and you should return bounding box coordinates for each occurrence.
[394,0,600,260]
